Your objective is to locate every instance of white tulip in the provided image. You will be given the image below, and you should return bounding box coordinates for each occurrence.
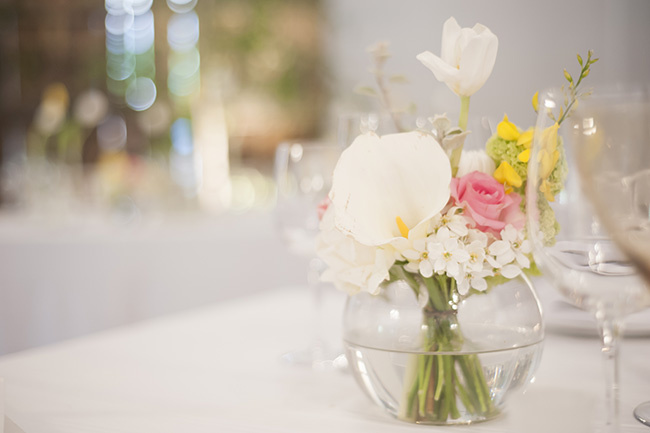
[329,131,452,246]
[456,149,496,177]
[417,17,498,97]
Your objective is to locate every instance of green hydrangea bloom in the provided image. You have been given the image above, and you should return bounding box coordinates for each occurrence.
[537,195,561,245]
[485,131,530,185]
[545,136,568,197]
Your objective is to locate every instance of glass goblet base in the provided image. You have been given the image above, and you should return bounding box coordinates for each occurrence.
[634,401,650,427]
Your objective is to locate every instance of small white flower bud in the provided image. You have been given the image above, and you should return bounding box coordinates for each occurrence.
[456,150,496,177]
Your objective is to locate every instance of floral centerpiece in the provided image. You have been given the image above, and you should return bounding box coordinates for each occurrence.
[316,17,596,424]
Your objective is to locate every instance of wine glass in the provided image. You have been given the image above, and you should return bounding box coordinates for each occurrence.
[569,85,650,427]
[274,142,343,368]
[526,87,650,432]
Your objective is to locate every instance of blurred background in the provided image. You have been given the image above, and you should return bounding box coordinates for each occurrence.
[0,0,648,355]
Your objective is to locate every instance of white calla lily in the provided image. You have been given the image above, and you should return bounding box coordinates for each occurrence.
[330,131,452,246]
[417,17,498,97]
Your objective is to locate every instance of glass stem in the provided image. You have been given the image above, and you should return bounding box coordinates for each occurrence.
[598,317,622,433]
[308,257,325,354]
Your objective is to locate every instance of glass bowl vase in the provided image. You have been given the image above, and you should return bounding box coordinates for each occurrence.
[343,275,544,425]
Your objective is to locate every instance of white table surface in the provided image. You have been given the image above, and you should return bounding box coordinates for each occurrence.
[0,285,649,433]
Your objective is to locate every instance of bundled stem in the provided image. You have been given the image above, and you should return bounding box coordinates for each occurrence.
[396,272,498,424]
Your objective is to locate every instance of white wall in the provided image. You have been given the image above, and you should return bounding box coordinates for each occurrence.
[324,0,650,129]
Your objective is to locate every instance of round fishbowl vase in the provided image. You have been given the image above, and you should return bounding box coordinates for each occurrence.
[343,275,544,425]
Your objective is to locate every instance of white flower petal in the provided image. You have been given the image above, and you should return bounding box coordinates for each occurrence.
[488,240,511,256]
[440,17,462,64]
[413,238,427,252]
[402,249,421,261]
[453,249,471,263]
[427,241,444,255]
[404,262,420,273]
[448,218,469,237]
[457,278,470,295]
[520,240,532,254]
[471,277,488,292]
[516,253,531,269]
[434,258,447,274]
[416,51,459,90]
[447,260,460,277]
[419,259,434,278]
[497,249,516,265]
[457,28,498,96]
[500,264,522,279]
[331,132,452,246]
[486,255,500,268]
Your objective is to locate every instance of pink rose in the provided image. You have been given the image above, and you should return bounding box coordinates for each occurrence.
[449,171,525,236]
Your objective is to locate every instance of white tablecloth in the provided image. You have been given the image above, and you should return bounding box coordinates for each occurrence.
[0,286,648,433]
[0,211,310,355]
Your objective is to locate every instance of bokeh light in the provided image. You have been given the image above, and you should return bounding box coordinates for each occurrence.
[125,76,157,111]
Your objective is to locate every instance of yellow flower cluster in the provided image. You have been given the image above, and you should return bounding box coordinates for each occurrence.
[489,112,561,202]
[492,115,533,193]
[537,122,561,201]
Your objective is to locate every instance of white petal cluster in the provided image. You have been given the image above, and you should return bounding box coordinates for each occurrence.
[316,206,395,295]
[394,207,533,295]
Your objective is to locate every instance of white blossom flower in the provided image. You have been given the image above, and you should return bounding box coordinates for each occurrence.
[487,239,516,267]
[401,238,434,278]
[329,131,452,246]
[499,225,532,268]
[431,207,469,238]
[457,269,491,295]
[427,227,470,278]
[457,149,497,177]
[316,207,395,295]
[464,238,488,273]
[485,225,531,279]
[417,17,498,97]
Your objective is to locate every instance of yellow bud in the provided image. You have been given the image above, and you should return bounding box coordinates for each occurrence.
[497,114,520,141]
[583,69,590,78]
[517,129,534,148]
[396,216,409,238]
[541,123,560,155]
[494,161,522,188]
[532,91,539,113]
[518,148,531,163]
[539,180,555,202]
[564,69,573,82]
[539,150,555,179]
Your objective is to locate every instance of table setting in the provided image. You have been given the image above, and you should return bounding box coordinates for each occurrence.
[1,4,650,433]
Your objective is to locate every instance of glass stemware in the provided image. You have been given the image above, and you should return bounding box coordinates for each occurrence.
[569,85,650,427]
[274,142,342,369]
[526,88,650,432]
